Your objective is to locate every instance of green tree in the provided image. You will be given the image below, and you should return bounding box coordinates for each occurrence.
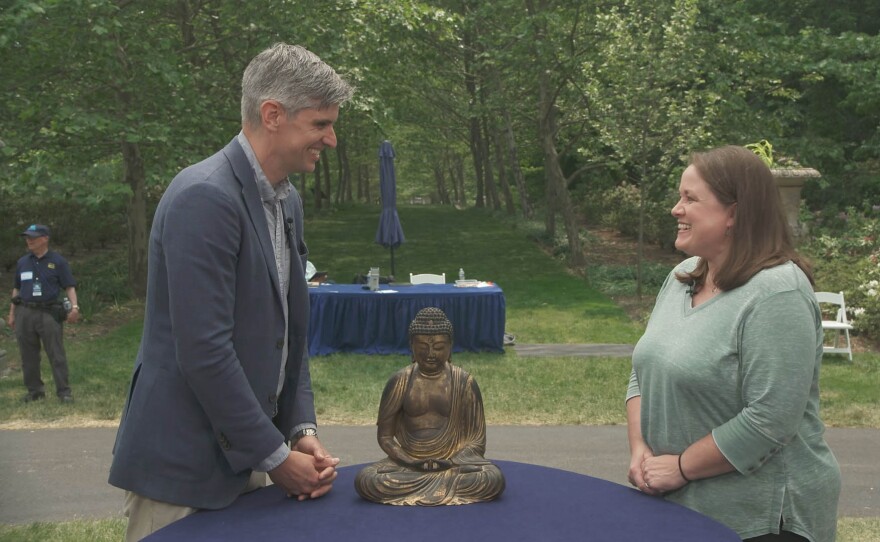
[585,0,721,295]
[0,0,249,293]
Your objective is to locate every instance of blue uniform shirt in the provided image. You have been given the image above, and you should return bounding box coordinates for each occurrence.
[14,251,76,303]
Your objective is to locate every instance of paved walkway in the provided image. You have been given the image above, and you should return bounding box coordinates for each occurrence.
[513,343,634,357]
[1,425,877,524]
[1,343,876,525]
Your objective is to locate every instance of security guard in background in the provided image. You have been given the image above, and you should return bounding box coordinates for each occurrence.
[6,224,80,403]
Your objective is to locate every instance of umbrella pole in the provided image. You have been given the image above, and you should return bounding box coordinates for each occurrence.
[390,246,396,279]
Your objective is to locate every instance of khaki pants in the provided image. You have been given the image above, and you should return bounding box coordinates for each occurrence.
[123,472,267,541]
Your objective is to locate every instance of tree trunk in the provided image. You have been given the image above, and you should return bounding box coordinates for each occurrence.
[452,154,466,207]
[336,139,352,203]
[502,104,532,218]
[480,113,500,210]
[445,152,460,206]
[313,167,322,210]
[636,161,649,300]
[491,121,516,215]
[536,61,584,267]
[463,27,485,208]
[544,155,557,238]
[487,66,526,216]
[359,164,372,204]
[121,141,148,297]
[468,118,485,207]
[108,27,148,297]
[321,150,332,206]
[334,146,343,204]
[298,173,307,206]
[637,184,645,300]
[527,0,584,266]
[357,163,365,202]
[434,163,450,204]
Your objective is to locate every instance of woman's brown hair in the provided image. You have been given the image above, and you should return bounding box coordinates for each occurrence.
[676,145,813,291]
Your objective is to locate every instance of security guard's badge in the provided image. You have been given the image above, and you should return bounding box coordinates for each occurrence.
[48,263,56,269]
[20,271,41,296]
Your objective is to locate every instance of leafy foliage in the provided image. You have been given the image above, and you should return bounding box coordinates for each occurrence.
[746,140,776,167]
[585,182,678,250]
[806,206,880,340]
[1,0,879,334]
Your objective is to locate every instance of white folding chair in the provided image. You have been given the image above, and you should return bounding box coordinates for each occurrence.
[410,273,446,285]
[815,291,854,361]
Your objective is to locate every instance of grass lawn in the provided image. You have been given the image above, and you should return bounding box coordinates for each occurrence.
[0,204,877,539]
[1,205,876,428]
[305,204,646,344]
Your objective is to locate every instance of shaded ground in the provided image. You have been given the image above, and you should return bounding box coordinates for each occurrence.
[588,228,683,268]
[585,228,682,322]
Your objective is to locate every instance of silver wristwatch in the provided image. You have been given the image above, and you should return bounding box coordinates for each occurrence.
[291,427,317,444]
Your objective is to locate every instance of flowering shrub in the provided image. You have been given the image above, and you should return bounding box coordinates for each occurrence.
[805,206,880,342]
[584,184,880,345]
[849,253,880,339]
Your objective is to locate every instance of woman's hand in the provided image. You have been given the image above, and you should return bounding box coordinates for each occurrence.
[629,444,661,495]
[625,396,663,495]
[641,454,688,494]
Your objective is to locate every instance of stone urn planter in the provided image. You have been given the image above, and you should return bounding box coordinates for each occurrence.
[770,167,821,238]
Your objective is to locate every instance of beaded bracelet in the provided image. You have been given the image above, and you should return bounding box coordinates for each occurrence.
[678,453,692,483]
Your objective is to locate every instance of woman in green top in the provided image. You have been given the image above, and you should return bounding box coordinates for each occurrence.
[626,146,840,542]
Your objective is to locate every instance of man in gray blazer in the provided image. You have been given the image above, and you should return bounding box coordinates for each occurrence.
[109,43,354,541]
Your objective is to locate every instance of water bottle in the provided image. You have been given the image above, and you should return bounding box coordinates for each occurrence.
[458,268,465,282]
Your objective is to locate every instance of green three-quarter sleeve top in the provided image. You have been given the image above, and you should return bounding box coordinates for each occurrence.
[627,257,840,542]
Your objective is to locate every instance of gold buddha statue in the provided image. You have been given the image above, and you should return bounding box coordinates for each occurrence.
[354,307,505,506]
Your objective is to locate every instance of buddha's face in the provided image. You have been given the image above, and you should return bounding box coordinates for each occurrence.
[411,334,452,375]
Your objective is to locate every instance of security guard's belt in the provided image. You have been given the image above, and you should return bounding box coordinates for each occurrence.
[22,300,59,310]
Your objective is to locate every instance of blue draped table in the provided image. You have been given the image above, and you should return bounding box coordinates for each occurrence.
[144,461,740,542]
[307,283,506,356]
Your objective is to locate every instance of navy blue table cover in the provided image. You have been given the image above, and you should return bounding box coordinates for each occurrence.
[308,283,506,356]
[144,460,741,542]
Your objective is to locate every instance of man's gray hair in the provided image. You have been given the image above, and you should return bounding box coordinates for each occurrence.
[241,43,354,127]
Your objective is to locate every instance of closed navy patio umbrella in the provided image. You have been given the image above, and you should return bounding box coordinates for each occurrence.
[375,140,405,277]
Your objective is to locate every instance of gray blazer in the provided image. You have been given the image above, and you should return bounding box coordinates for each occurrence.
[109,137,313,509]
